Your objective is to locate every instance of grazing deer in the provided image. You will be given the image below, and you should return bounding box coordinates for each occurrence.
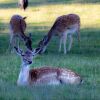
[37,14,80,54]
[9,14,32,52]
[14,47,82,86]
[18,0,28,10]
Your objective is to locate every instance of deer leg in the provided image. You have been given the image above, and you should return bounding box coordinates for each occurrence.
[9,34,14,52]
[68,35,73,52]
[17,37,20,49]
[63,34,67,54]
[59,37,62,53]
[77,24,80,43]
[12,37,16,53]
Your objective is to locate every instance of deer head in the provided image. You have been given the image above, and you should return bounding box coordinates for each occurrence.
[14,47,41,66]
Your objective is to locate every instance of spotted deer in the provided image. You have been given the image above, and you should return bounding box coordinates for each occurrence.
[9,14,32,52]
[14,47,82,86]
[36,14,80,54]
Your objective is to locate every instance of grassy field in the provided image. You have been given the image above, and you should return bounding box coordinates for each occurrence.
[0,0,100,100]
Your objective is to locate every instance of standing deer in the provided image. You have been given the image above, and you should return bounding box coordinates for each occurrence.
[14,47,82,86]
[36,14,80,54]
[9,14,32,52]
[18,0,28,10]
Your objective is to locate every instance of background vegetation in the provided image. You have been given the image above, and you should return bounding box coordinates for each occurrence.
[0,0,100,100]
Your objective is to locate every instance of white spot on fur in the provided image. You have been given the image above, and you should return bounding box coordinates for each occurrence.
[32,73,60,85]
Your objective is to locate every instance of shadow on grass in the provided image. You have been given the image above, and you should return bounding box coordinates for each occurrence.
[27,0,100,10]
[29,25,100,56]
[0,23,100,56]
[0,0,100,9]
[0,2,17,9]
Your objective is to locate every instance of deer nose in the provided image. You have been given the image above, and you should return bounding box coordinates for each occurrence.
[28,61,32,64]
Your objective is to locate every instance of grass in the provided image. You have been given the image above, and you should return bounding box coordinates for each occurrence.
[0,0,100,100]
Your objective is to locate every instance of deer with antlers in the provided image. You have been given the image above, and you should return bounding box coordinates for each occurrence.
[14,47,82,86]
[9,14,32,52]
[36,14,80,54]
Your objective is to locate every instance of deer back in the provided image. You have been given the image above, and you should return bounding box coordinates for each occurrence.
[10,15,26,36]
[50,14,80,36]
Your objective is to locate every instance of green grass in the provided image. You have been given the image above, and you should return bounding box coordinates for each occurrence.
[0,0,100,100]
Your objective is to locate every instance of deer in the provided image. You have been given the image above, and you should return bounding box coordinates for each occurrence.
[9,14,32,52]
[36,14,80,54]
[18,0,28,10]
[14,47,82,86]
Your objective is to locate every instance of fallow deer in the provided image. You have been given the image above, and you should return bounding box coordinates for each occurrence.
[37,14,80,54]
[18,0,28,10]
[14,47,82,86]
[9,14,32,52]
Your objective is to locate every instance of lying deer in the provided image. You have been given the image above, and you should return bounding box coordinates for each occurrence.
[14,47,82,86]
[9,14,32,52]
[37,14,80,54]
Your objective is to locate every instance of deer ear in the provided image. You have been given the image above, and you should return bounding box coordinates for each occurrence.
[32,47,41,56]
[14,47,23,56]
[23,16,27,20]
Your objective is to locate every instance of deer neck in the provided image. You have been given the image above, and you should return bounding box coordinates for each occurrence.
[17,63,30,86]
[19,32,28,41]
[37,30,53,53]
[46,29,54,43]
[42,30,53,47]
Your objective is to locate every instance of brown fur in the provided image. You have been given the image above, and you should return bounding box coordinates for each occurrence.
[10,15,26,38]
[29,67,81,84]
[37,14,80,54]
[9,15,32,50]
[52,14,80,35]
[15,47,82,86]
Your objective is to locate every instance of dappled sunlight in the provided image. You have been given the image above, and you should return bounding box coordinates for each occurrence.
[0,0,14,3]
[0,4,100,30]
[0,1,100,99]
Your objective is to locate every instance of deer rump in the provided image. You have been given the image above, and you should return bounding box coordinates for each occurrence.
[19,0,28,10]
